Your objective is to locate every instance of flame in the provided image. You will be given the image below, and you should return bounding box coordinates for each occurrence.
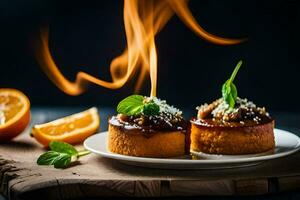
[35,0,244,97]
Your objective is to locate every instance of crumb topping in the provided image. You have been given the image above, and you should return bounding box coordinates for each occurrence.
[112,97,187,132]
[145,96,183,118]
[196,97,270,124]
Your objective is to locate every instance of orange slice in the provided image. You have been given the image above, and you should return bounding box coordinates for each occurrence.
[31,107,100,146]
[0,88,31,141]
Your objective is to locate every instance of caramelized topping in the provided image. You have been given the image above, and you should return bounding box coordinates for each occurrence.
[196,98,271,124]
[110,113,187,133]
[111,97,188,133]
[197,99,222,119]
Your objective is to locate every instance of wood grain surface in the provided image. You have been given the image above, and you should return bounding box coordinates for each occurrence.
[1,108,300,200]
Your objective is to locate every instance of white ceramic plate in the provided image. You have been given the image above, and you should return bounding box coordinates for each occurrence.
[84,128,300,169]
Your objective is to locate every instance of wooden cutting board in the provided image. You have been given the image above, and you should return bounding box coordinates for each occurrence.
[1,109,300,200]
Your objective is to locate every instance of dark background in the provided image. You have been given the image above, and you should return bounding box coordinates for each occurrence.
[0,0,298,113]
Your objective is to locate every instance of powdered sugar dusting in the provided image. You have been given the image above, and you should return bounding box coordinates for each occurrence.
[145,96,183,117]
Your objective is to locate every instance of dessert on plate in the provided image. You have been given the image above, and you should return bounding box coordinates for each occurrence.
[108,95,189,158]
[191,61,275,155]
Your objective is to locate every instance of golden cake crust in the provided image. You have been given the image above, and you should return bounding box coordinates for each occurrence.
[190,120,275,155]
[108,123,185,157]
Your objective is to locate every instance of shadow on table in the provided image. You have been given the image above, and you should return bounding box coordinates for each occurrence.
[74,191,300,200]
[0,140,36,151]
[10,190,300,200]
[95,156,276,179]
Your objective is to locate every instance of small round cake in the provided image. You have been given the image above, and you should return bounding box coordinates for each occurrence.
[191,98,275,155]
[108,95,189,158]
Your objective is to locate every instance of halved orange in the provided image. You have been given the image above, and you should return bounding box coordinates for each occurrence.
[31,107,100,146]
[0,88,31,141]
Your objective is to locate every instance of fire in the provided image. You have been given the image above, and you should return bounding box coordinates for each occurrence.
[35,0,244,97]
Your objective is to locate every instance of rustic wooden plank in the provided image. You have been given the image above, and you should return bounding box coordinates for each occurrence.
[1,109,300,199]
[1,131,300,199]
[134,180,161,196]
[0,134,300,199]
[0,158,17,197]
[278,176,300,192]
[235,179,269,195]
[165,180,235,196]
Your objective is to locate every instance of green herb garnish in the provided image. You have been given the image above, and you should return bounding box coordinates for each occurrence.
[37,141,90,169]
[117,95,160,116]
[222,60,243,108]
[143,102,160,116]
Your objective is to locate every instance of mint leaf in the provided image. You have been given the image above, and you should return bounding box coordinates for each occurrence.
[50,141,78,156]
[37,151,71,168]
[53,153,72,169]
[37,142,89,169]
[222,60,242,108]
[117,95,144,116]
[143,102,160,116]
[222,80,237,108]
[37,151,64,165]
[117,95,161,116]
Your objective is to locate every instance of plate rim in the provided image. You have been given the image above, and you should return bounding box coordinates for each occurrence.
[84,128,300,164]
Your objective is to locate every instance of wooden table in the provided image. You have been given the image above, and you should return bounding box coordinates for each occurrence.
[1,107,300,200]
